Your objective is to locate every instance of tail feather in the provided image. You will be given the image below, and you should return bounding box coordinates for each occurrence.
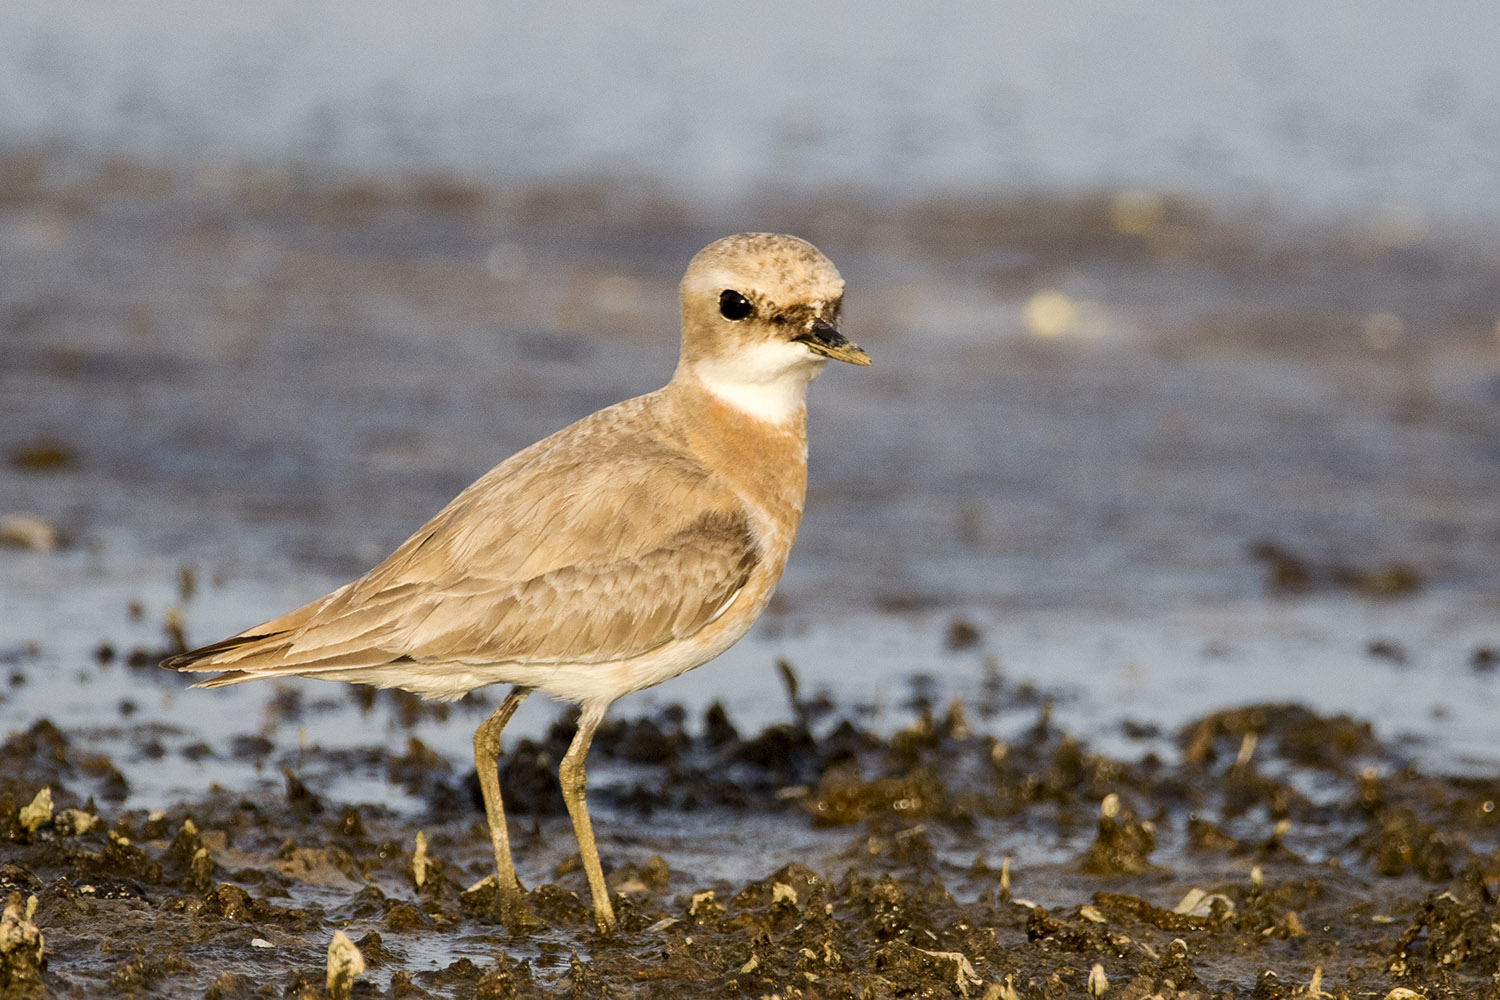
[191,668,260,688]
[163,631,299,689]
[161,632,283,672]
[162,625,413,689]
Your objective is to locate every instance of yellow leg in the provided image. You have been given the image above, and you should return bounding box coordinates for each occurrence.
[473,686,530,919]
[559,701,615,932]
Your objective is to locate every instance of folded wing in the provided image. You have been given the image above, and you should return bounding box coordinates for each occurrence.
[165,405,760,685]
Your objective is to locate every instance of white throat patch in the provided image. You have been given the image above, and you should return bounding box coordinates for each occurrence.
[691,339,824,425]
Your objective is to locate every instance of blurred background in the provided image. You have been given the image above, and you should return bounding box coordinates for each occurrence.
[4,1,1500,213]
[3,0,1499,807]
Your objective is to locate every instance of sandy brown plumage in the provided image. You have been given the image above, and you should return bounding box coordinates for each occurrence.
[164,233,869,932]
[165,390,766,694]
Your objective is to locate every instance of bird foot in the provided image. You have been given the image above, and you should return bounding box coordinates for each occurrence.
[461,874,540,931]
[497,887,542,933]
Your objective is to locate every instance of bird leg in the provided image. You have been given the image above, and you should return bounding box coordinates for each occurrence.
[473,685,531,920]
[559,701,614,933]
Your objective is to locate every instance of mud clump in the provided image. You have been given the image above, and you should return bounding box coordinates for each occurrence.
[1078,793,1156,875]
[0,893,46,992]
[1247,540,1424,598]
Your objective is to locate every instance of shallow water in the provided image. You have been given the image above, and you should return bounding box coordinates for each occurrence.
[3,2,1500,217]
[2,171,1497,809]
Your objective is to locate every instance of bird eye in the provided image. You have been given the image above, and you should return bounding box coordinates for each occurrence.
[718,289,753,321]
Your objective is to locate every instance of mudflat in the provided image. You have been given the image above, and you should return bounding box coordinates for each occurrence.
[3,160,1499,997]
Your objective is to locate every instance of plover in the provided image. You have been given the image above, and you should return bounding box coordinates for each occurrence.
[164,233,869,932]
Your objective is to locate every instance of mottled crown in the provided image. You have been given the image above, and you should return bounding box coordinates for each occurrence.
[682,233,844,305]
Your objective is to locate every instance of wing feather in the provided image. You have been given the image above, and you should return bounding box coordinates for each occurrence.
[165,395,762,685]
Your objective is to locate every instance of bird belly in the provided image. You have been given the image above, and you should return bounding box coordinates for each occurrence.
[312,591,765,705]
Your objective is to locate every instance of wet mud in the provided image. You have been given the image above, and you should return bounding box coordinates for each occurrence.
[6,681,1500,998]
[4,158,1500,997]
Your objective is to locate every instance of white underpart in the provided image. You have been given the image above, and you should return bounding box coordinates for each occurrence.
[306,593,762,703]
[691,338,825,424]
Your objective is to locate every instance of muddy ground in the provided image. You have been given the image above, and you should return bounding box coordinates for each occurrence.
[6,668,1500,999]
[3,157,1500,997]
